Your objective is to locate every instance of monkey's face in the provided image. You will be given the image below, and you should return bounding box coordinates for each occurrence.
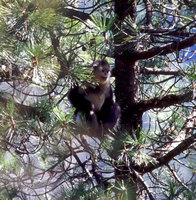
[93,65,111,85]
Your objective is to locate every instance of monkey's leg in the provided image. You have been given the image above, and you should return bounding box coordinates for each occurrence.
[88,110,100,131]
[103,103,121,130]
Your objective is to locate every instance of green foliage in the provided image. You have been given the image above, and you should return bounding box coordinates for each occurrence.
[182,183,196,200]
[164,179,185,199]
[53,182,114,200]
[185,61,196,81]
[0,99,20,137]
[31,0,62,10]
[162,178,196,200]
[85,12,116,57]
[104,131,156,168]
[68,64,93,85]
[6,99,15,117]
[0,0,195,199]
[0,151,21,174]
[113,179,137,200]
[0,187,18,200]
[24,41,52,59]
[89,12,116,33]
[35,99,74,129]
[29,7,60,30]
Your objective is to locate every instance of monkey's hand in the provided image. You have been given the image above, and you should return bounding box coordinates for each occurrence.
[68,85,93,112]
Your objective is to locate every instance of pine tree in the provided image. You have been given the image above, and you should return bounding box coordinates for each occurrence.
[0,0,195,199]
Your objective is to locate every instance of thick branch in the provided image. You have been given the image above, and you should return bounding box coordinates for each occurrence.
[59,8,91,21]
[137,91,194,113]
[139,133,196,173]
[140,28,193,38]
[141,67,182,76]
[122,34,196,61]
[140,34,196,59]
[135,110,196,173]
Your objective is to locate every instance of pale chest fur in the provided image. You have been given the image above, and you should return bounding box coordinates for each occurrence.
[85,86,110,111]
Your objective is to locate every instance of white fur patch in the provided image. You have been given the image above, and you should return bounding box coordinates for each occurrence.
[90,111,94,115]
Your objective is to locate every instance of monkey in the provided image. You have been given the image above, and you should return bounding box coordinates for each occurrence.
[68,59,121,137]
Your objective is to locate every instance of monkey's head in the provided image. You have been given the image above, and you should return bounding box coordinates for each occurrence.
[92,59,111,85]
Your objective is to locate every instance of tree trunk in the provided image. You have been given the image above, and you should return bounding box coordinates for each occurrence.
[114,0,141,134]
[114,51,142,200]
[115,57,142,133]
[114,1,142,199]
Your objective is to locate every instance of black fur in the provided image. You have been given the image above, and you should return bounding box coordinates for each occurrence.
[68,59,121,136]
[68,84,120,133]
[68,85,93,121]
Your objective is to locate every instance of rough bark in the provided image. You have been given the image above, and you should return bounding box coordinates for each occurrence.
[114,1,142,200]
[115,58,142,131]
[137,91,194,113]
[141,67,183,76]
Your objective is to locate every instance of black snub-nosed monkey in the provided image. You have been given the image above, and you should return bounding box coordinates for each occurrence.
[68,59,121,138]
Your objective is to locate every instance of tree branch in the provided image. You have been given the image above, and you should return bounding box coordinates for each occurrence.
[58,7,196,64]
[0,95,40,118]
[141,67,182,76]
[140,28,193,38]
[59,8,91,21]
[137,90,194,113]
[80,135,106,186]
[183,0,196,8]
[134,110,196,173]
[142,33,196,59]
[146,133,195,173]
[143,0,153,29]
[133,170,155,200]
[162,110,196,152]
[138,133,196,173]
[122,34,196,61]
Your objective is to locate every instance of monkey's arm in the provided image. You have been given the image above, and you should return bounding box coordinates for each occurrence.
[68,86,93,117]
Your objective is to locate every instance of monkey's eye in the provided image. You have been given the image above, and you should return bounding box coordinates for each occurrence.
[102,69,109,73]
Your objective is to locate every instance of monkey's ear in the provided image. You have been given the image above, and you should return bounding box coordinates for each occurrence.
[92,60,99,68]
[92,63,97,68]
